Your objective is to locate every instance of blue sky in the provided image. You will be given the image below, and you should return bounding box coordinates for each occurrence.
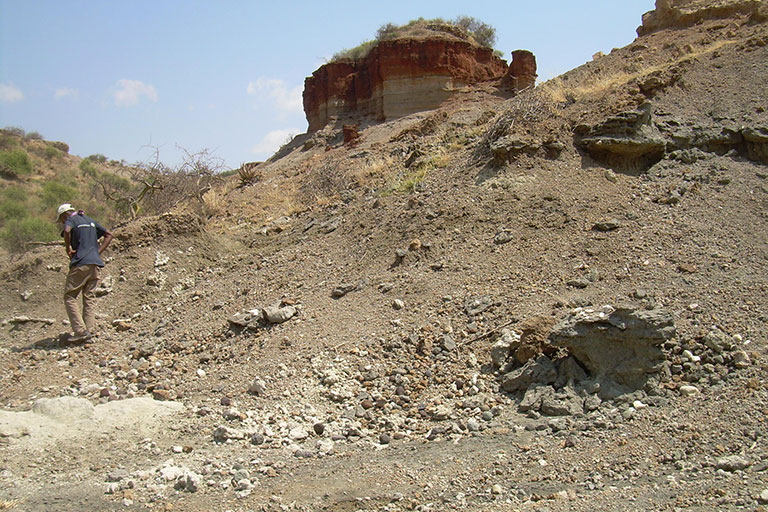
[0,1,655,170]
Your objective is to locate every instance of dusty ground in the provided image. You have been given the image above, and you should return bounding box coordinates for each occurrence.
[1,6,768,512]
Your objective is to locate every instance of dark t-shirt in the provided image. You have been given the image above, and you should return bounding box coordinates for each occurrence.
[64,213,108,268]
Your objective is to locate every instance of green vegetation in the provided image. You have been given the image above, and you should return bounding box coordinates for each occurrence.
[0,149,33,175]
[0,128,225,253]
[331,16,497,62]
[41,181,78,209]
[0,217,58,249]
[87,153,108,163]
[43,145,62,160]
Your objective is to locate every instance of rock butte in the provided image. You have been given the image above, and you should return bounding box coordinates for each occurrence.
[303,39,537,132]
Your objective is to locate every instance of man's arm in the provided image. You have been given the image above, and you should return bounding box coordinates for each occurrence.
[99,231,113,255]
[63,225,75,259]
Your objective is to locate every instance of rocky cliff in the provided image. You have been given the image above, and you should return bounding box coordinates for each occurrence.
[637,0,766,36]
[303,39,535,132]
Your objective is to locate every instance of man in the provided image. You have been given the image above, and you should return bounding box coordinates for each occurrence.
[56,203,113,343]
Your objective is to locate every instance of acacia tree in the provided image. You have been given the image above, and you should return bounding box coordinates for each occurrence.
[92,146,225,221]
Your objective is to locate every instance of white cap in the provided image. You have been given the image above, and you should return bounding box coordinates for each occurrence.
[56,203,75,220]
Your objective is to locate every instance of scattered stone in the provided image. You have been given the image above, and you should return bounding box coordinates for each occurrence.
[679,385,699,396]
[379,433,391,445]
[491,329,520,368]
[154,251,170,267]
[540,387,584,417]
[152,389,173,401]
[112,318,132,331]
[716,455,751,472]
[332,282,360,298]
[250,433,265,445]
[262,304,296,324]
[592,219,621,232]
[494,231,514,245]
[758,489,768,505]
[566,278,590,289]
[441,334,456,352]
[501,355,557,393]
[465,295,493,316]
[248,379,266,396]
[313,423,325,436]
[213,426,246,442]
[733,351,751,369]
[289,427,309,441]
[393,299,405,310]
[8,316,55,326]
[228,310,263,330]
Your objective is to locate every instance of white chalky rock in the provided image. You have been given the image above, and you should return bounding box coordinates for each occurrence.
[679,385,699,396]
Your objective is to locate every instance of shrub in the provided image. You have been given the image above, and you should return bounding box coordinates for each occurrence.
[79,159,97,176]
[454,16,497,48]
[0,149,33,175]
[2,126,25,137]
[332,40,376,61]
[237,162,260,187]
[41,181,78,209]
[0,134,17,150]
[330,17,497,63]
[43,145,61,160]
[0,198,27,224]
[24,131,44,141]
[0,216,58,252]
[87,153,108,163]
[49,141,69,153]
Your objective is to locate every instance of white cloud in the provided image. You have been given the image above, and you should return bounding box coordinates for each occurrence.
[113,79,158,107]
[246,78,302,114]
[0,82,24,103]
[54,88,79,100]
[252,128,300,155]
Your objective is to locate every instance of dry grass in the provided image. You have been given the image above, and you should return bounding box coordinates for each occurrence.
[539,39,738,103]
[0,499,19,510]
[349,155,397,190]
[382,150,454,195]
[258,180,301,219]
[201,188,224,216]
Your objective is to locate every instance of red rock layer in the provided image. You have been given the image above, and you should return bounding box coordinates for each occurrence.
[303,39,509,132]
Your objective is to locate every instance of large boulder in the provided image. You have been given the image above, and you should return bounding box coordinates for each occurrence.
[549,306,676,396]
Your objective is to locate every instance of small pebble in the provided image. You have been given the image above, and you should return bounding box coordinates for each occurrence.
[679,385,699,396]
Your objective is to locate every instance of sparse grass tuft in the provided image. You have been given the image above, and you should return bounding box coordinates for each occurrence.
[237,162,260,187]
[539,39,738,103]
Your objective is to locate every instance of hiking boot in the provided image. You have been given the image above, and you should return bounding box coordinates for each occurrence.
[68,332,93,344]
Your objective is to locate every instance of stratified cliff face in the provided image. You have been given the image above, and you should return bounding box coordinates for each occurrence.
[303,39,511,132]
[637,0,766,36]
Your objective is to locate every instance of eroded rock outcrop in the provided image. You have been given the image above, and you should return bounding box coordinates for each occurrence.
[549,306,676,396]
[303,40,533,132]
[637,0,766,36]
[574,103,667,172]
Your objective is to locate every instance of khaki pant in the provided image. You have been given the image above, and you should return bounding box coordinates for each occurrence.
[64,264,100,336]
